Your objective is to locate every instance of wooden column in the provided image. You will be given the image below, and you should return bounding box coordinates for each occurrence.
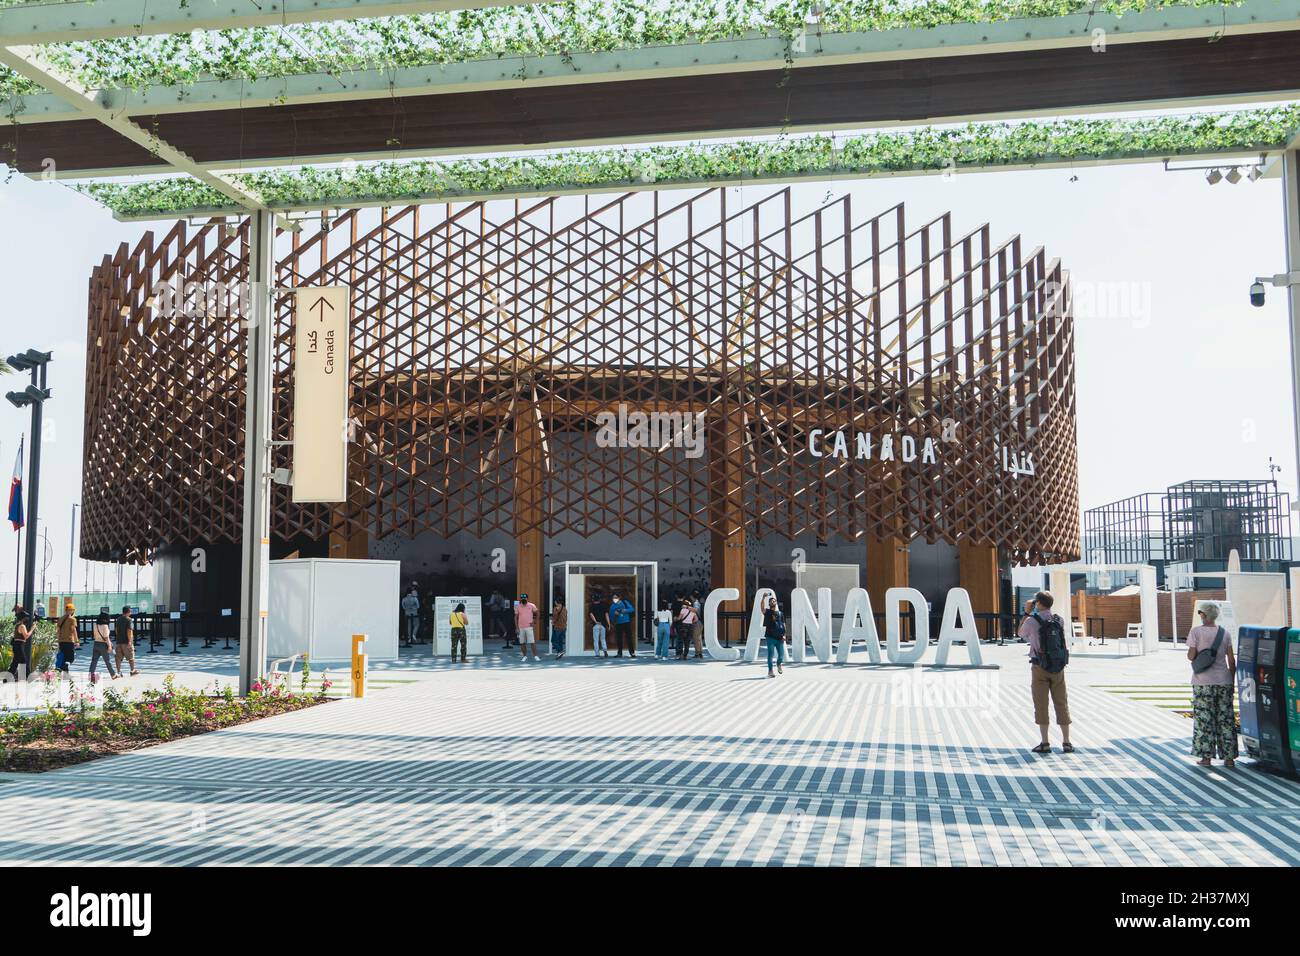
[514,402,546,605]
[328,525,369,559]
[867,535,909,635]
[329,485,369,560]
[708,407,747,612]
[958,539,999,640]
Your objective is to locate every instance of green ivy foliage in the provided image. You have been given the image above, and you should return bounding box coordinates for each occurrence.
[76,106,1300,218]
[0,0,1246,98]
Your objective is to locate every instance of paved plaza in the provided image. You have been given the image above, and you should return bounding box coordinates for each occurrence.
[3,642,1298,866]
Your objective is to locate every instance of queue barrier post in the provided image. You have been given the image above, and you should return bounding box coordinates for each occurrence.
[351,634,368,698]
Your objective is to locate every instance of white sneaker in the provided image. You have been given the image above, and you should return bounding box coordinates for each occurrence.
[532,655,541,661]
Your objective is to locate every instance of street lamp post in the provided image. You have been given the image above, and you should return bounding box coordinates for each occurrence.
[5,348,52,615]
[40,523,49,603]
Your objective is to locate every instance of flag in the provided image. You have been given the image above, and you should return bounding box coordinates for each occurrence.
[8,435,23,531]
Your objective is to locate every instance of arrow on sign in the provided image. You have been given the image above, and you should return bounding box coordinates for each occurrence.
[309,295,335,323]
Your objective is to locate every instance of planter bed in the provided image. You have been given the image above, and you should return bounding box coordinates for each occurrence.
[0,673,333,773]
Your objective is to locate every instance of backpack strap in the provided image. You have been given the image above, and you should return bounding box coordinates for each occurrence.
[1209,626,1226,656]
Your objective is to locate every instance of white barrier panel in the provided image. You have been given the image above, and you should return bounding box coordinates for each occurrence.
[1227,572,1287,631]
[268,558,400,662]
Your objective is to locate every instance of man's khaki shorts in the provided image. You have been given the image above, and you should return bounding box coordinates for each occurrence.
[1031,664,1070,726]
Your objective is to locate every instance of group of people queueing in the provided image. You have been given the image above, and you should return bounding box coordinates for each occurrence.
[441,590,714,661]
[8,601,141,681]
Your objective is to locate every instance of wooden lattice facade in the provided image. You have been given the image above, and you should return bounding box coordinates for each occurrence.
[81,187,1080,573]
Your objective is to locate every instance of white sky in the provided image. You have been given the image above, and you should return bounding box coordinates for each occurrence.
[0,156,1294,594]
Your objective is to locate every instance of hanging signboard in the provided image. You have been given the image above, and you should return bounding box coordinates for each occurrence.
[292,286,350,503]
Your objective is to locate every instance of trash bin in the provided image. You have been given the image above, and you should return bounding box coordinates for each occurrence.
[1238,625,1294,774]
[1284,628,1300,774]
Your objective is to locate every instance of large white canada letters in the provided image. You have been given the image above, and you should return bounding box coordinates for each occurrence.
[706,586,984,667]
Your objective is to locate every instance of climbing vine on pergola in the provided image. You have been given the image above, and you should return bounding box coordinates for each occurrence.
[0,0,1248,97]
[77,106,1300,219]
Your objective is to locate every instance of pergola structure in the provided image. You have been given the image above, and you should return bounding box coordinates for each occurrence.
[5,0,1300,694]
[3,0,1300,185]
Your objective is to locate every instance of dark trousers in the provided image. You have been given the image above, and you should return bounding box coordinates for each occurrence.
[615,621,634,654]
[58,642,76,672]
[89,643,117,678]
[451,627,467,660]
[8,639,29,677]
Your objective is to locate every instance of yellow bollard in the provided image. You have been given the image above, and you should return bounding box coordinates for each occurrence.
[351,634,368,698]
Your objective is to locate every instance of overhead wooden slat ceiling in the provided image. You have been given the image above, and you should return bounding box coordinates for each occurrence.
[9,29,1300,176]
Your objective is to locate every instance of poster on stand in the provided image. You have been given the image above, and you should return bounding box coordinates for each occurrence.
[435,596,484,657]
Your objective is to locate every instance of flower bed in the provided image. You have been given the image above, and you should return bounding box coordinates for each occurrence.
[0,671,334,773]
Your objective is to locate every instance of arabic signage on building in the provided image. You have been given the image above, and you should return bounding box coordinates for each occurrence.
[804,428,1038,478]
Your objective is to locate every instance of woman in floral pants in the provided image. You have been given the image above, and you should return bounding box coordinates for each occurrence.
[1186,603,1237,768]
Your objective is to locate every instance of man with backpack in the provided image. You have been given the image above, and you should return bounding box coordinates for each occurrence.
[1018,590,1073,754]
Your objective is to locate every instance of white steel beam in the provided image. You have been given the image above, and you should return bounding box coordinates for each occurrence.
[0,43,269,211]
[0,0,543,44]
[34,92,1300,182]
[1282,150,1300,511]
[238,206,274,697]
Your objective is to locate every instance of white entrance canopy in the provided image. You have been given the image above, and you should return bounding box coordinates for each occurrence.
[549,561,659,657]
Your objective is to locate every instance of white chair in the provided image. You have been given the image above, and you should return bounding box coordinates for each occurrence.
[266,653,304,689]
[1070,621,1085,648]
[1120,623,1143,656]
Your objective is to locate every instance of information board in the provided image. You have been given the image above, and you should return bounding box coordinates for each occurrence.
[434,595,484,657]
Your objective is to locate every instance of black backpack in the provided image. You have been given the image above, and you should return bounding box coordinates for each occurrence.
[1034,613,1069,673]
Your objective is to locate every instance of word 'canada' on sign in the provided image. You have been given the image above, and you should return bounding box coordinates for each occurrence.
[700,586,986,667]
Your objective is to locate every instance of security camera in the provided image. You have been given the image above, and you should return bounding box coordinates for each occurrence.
[1251,281,1266,307]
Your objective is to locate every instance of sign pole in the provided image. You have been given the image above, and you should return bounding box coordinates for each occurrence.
[1284,150,1300,516]
[239,209,275,697]
[21,365,45,613]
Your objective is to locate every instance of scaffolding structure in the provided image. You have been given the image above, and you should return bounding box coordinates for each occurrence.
[1083,479,1292,567]
[1162,479,1292,563]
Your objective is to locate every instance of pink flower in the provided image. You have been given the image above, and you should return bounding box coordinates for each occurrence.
[203,710,215,719]
[146,703,156,713]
